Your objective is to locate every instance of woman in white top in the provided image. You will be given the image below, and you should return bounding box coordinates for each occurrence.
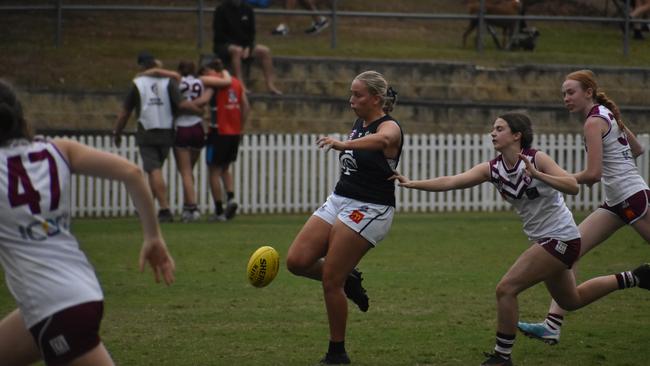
[139,61,231,222]
[393,112,650,366]
[0,80,175,366]
[518,69,650,345]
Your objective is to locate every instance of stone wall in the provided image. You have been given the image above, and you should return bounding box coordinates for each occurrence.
[20,57,650,135]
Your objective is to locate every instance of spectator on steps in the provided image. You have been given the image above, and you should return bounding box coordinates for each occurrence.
[213,0,282,95]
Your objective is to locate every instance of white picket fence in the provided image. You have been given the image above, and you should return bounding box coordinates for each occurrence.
[63,133,650,217]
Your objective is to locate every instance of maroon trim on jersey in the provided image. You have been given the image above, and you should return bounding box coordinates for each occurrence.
[501,155,522,174]
[490,151,536,199]
[48,141,71,171]
[522,148,538,168]
[599,189,650,225]
[587,105,612,140]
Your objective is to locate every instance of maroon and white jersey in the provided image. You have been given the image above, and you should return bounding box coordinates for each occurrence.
[0,139,103,327]
[175,75,204,127]
[587,105,648,205]
[489,149,580,242]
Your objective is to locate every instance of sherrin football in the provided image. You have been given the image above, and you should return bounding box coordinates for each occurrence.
[247,246,280,288]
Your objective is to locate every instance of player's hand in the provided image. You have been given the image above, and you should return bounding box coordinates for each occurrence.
[139,238,176,286]
[316,136,342,151]
[389,171,414,188]
[519,153,539,178]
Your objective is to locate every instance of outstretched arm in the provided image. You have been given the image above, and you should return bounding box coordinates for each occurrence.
[392,162,491,192]
[53,138,176,285]
[520,152,579,195]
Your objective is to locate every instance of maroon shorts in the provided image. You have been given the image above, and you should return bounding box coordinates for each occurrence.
[600,189,650,225]
[175,124,205,149]
[537,237,581,268]
[29,301,104,366]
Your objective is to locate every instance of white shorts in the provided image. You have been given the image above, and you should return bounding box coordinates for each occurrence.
[313,193,395,246]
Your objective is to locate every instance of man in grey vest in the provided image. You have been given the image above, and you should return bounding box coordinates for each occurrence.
[113,51,201,222]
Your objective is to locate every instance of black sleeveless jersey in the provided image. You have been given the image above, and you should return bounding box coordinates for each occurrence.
[334,115,403,207]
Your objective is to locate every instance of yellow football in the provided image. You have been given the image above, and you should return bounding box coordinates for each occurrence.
[246,246,280,288]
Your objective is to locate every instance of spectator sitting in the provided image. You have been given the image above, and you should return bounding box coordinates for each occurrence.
[271,0,330,36]
[631,0,650,39]
[213,0,282,95]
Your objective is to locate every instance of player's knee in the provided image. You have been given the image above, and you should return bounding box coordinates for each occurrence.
[321,272,344,294]
[494,280,518,299]
[285,254,308,275]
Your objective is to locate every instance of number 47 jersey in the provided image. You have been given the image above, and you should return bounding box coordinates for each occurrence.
[0,139,103,328]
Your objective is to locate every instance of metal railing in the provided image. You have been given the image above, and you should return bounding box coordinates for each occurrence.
[2,0,648,56]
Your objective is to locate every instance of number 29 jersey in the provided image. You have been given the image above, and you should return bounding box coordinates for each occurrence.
[0,139,103,328]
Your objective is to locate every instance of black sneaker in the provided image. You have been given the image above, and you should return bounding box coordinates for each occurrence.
[225,200,239,220]
[481,352,513,366]
[634,29,645,40]
[158,209,174,223]
[305,17,330,35]
[319,352,350,365]
[344,268,369,312]
[633,263,650,290]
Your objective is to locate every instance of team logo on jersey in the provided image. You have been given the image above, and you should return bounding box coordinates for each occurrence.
[18,214,69,241]
[624,207,636,221]
[148,84,163,106]
[618,135,629,146]
[49,335,70,356]
[340,153,358,175]
[525,187,540,199]
[349,210,365,224]
[555,240,567,255]
[228,89,238,104]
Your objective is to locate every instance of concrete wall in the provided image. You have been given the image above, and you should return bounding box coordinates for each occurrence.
[21,57,650,135]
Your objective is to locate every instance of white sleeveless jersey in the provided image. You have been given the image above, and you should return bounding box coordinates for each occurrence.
[0,139,103,327]
[587,105,648,205]
[175,75,204,127]
[489,149,580,242]
[133,75,174,130]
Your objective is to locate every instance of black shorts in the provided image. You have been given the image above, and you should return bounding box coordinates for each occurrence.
[206,131,241,167]
[213,43,231,65]
[600,189,650,225]
[29,301,104,366]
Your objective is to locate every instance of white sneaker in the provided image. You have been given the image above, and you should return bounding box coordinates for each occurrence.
[271,23,289,36]
[208,214,227,222]
[181,209,201,223]
[517,321,560,345]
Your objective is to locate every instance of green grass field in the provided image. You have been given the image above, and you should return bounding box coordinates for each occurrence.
[1,211,649,365]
